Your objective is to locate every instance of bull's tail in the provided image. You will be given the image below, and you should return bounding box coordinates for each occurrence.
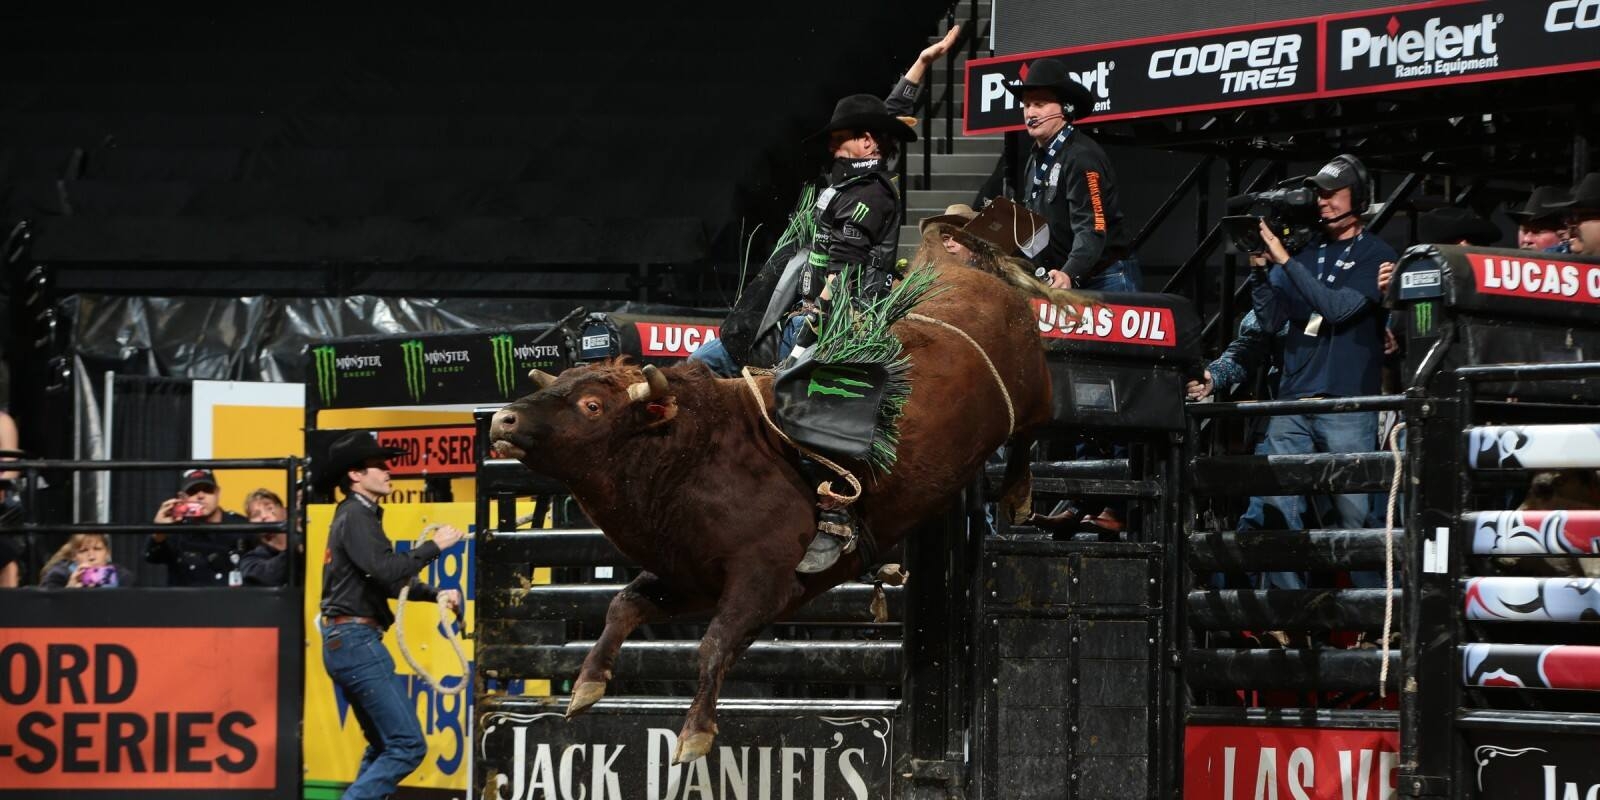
[907,231,1092,323]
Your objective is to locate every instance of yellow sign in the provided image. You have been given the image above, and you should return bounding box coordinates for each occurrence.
[301,501,548,797]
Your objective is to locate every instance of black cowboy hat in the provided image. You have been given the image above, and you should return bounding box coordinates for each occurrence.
[1507,185,1571,224]
[1009,58,1096,119]
[313,430,406,493]
[808,94,917,143]
[1548,172,1600,212]
[1418,206,1501,247]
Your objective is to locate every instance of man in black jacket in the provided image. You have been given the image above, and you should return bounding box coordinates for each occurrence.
[146,468,252,586]
[695,26,961,376]
[977,57,1138,292]
[316,431,463,799]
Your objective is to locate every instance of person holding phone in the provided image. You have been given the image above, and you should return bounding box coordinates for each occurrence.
[41,533,131,588]
[145,468,252,586]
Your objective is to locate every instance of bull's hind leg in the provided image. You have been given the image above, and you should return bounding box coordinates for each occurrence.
[674,568,804,764]
[999,432,1037,525]
[568,571,706,719]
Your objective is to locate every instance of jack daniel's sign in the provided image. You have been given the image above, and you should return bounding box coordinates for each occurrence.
[1468,728,1600,799]
[477,700,897,800]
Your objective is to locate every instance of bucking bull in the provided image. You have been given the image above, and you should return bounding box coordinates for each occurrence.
[488,253,1074,763]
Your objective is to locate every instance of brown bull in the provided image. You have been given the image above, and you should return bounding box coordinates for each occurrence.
[488,256,1065,763]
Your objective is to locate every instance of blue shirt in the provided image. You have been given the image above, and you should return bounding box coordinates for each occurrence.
[1251,230,1397,399]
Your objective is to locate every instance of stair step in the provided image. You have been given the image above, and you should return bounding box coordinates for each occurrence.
[907,171,991,191]
[906,152,1000,173]
[905,135,1004,156]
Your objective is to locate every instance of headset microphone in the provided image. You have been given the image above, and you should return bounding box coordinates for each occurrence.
[1025,112,1064,128]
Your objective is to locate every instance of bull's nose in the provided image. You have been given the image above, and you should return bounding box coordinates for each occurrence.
[495,411,517,429]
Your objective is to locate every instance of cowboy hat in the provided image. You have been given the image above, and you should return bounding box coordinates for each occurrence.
[1507,185,1571,225]
[1417,206,1501,247]
[1010,58,1096,119]
[919,203,979,233]
[1548,172,1600,212]
[808,94,918,143]
[313,430,407,493]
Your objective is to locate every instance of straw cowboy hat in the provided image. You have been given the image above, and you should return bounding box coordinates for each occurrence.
[919,203,979,233]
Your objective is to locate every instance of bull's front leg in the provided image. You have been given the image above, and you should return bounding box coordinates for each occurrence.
[568,571,706,719]
[674,567,804,764]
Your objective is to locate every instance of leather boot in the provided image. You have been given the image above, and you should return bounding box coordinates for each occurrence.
[795,457,855,574]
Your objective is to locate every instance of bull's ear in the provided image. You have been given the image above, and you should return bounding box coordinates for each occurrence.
[528,369,558,390]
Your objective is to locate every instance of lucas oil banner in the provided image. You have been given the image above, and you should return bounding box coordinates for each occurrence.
[966,0,1600,132]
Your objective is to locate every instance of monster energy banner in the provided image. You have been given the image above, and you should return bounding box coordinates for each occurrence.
[307,325,570,410]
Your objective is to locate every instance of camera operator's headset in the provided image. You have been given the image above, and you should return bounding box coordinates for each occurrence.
[1321,154,1373,219]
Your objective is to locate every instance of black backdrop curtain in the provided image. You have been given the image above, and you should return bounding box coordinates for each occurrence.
[109,376,191,587]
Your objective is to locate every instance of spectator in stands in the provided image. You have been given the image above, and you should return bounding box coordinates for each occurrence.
[1552,172,1600,256]
[1185,310,1277,403]
[0,536,18,587]
[40,533,131,588]
[145,468,252,586]
[240,488,291,586]
[317,431,463,799]
[1377,206,1501,295]
[1242,154,1397,590]
[693,27,962,378]
[975,57,1137,292]
[1510,185,1572,252]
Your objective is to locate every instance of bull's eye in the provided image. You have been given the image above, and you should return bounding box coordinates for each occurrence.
[584,400,601,414]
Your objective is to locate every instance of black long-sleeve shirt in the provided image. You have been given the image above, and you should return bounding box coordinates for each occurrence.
[240,542,290,586]
[319,493,439,629]
[144,511,253,586]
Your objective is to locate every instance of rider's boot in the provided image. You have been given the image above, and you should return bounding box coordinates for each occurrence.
[795,456,856,574]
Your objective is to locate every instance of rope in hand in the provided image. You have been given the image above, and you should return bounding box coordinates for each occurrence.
[1379,421,1407,698]
[394,523,470,696]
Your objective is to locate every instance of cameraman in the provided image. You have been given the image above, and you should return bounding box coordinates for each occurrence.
[1243,154,1397,590]
[145,468,252,586]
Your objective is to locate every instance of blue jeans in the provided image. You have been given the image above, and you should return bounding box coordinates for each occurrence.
[691,315,807,377]
[1237,411,1379,590]
[1079,256,1142,293]
[322,622,426,800]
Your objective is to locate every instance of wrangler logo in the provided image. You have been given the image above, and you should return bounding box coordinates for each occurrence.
[1086,171,1106,232]
[807,365,873,399]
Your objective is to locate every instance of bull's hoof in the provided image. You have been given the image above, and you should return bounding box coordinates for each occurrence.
[566,681,607,719]
[674,731,715,764]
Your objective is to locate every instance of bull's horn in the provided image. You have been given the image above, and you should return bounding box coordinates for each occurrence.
[528,369,557,390]
[626,364,670,403]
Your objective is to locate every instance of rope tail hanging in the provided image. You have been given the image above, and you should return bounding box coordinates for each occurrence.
[394,523,471,696]
[1379,421,1407,698]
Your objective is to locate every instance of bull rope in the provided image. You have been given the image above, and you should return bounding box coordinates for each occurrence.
[1379,421,1407,698]
[904,312,1014,436]
[736,313,1015,507]
[740,367,864,506]
[394,523,470,696]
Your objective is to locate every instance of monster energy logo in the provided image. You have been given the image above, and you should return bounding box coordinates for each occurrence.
[1414,301,1435,335]
[490,334,515,397]
[850,202,870,223]
[401,340,427,402]
[807,364,873,399]
[313,346,337,406]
